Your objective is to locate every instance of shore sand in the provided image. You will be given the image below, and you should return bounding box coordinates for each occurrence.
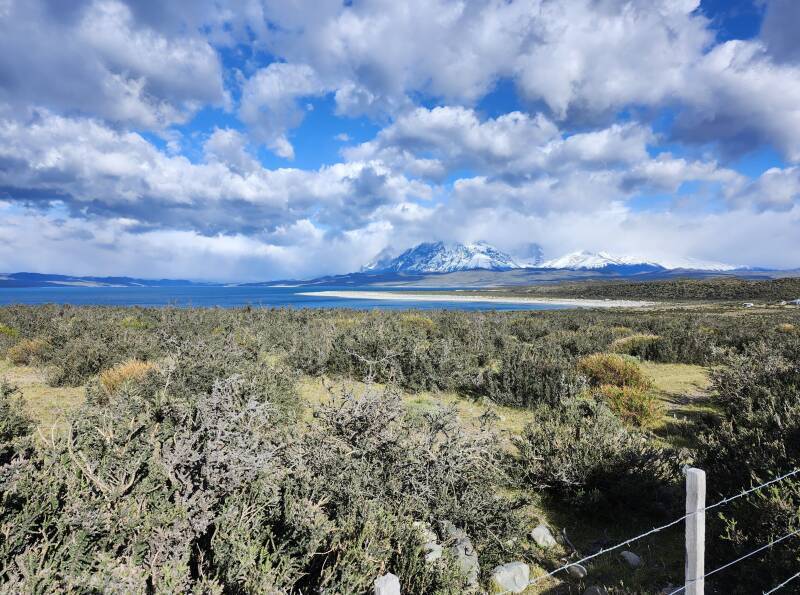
[299,290,656,308]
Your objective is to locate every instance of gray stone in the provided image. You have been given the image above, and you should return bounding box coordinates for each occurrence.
[424,542,443,563]
[566,563,588,579]
[441,520,467,541]
[442,522,479,586]
[489,562,530,594]
[373,573,400,595]
[530,524,558,549]
[584,587,608,595]
[414,522,442,563]
[413,521,437,543]
[620,550,642,568]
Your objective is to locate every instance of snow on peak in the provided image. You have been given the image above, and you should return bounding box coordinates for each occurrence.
[542,250,736,271]
[362,241,524,273]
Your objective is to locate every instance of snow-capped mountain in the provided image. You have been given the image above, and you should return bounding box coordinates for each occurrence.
[541,250,736,271]
[361,244,738,276]
[363,241,525,273]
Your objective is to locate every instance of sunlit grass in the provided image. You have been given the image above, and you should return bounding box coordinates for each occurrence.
[1,357,85,436]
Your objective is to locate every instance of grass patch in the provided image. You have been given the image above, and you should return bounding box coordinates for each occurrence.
[641,361,714,448]
[297,376,534,447]
[0,358,84,435]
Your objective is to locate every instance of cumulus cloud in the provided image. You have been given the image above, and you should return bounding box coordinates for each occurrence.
[1,0,799,278]
[760,0,800,64]
[239,63,329,159]
[727,166,800,211]
[0,0,226,129]
[250,0,800,162]
[0,111,432,235]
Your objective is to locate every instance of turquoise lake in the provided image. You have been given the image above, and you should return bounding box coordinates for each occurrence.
[0,286,567,311]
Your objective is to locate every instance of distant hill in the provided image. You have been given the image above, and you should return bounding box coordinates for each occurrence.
[0,272,206,288]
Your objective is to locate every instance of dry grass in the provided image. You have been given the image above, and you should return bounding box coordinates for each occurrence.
[7,338,48,365]
[578,352,651,389]
[610,333,660,354]
[1,358,84,435]
[640,361,714,448]
[99,359,156,394]
[596,383,662,428]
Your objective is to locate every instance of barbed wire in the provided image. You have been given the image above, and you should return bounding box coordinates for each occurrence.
[666,528,800,595]
[520,467,800,589]
[763,570,800,595]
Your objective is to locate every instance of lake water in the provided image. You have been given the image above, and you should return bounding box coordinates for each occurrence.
[0,285,567,311]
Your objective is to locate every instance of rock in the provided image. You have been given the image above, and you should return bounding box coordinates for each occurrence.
[373,573,400,595]
[489,562,530,593]
[584,587,608,595]
[441,520,467,541]
[530,524,558,549]
[620,551,642,568]
[566,563,588,579]
[414,522,442,563]
[442,522,479,586]
[413,521,437,543]
[424,542,443,563]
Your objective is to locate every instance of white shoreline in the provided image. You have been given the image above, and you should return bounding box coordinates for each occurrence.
[300,290,656,308]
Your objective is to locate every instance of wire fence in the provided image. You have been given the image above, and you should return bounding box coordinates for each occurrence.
[514,467,800,593]
[666,528,800,594]
[763,570,800,595]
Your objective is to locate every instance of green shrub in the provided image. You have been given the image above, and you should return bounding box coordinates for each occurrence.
[698,340,800,591]
[0,380,33,464]
[513,398,681,513]
[610,333,661,356]
[577,352,651,389]
[0,369,516,592]
[596,384,661,427]
[0,323,18,337]
[484,340,586,408]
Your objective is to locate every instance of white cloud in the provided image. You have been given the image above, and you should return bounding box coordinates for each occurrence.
[0,0,226,130]
[0,111,432,234]
[239,63,329,159]
[727,166,800,211]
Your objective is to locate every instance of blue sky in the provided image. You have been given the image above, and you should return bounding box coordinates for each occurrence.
[0,0,799,280]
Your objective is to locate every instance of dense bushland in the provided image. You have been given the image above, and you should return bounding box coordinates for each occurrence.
[0,304,796,395]
[1,303,799,592]
[0,334,516,592]
[698,336,800,593]
[513,397,683,513]
[491,276,800,301]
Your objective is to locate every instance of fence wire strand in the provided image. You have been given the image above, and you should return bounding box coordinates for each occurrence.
[763,570,800,595]
[522,467,800,589]
[666,528,800,595]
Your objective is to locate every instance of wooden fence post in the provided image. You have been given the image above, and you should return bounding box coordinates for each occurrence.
[685,467,706,595]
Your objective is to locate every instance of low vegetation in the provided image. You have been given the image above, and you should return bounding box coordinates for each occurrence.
[0,302,798,592]
[479,275,800,302]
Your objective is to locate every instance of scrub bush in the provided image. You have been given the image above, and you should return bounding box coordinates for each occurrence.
[513,398,682,513]
[577,352,651,389]
[0,380,33,464]
[698,339,800,591]
[484,340,586,408]
[595,384,662,427]
[7,338,49,366]
[610,333,661,356]
[0,365,516,592]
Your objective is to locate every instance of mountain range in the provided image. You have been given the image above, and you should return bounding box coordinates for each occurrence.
[361,242,737,274]
[2,242,794,289]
